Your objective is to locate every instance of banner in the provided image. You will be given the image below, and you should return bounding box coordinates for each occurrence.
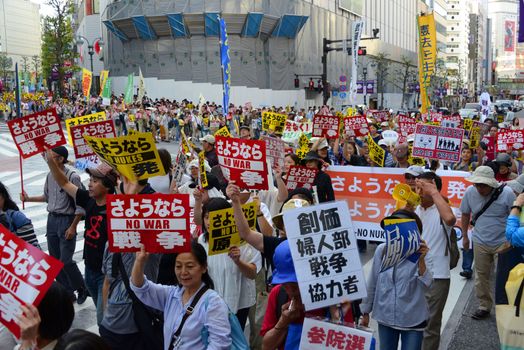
[520,0,524,43]
[8,108,66,159]
[417,13,437,114]
[505,20,516,52]
[380,218,421,271]
[137,67,146,102]
[300,318,373,350]
[350,21,364,104]
[208,203,257,256]
[479,92,491,122]
[367,110,389,123]
[101,78,112,105]
[497,130,524,152]
[412,124,464,162]
[286,165,318,191]
[312,115,340,139]
[325,166,470,240]
[219,17,231,115]
[81,68,92,97]
[283,201,367,311]
[99,70,109,96]
[262,135,285,169]
[365,80,374,94]
[198,151,208,188]
[84,132,166,181]
[262,111,287,136]
[216,136,268,190]
[65,111,107,145]
[0,226,63,338]
[342,115,369,137]
[107,194,190,253]
[124,73,134,104]
[368,135,385,167]
[70,119,116,168]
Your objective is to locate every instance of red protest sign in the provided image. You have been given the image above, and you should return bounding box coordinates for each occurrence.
[412,124,464,162]
[481,135,496,161]
[261,135,285,169]
[300,318,373,350]
[285,120,312,133]
[215,136,269,190]
[107,194,191,253]
[342,115,369,137]
[496,130,524,152]
[7,108,66,159]
[285,165,318,191]
[71,119,116,161]
[0,225,63,338]
[398,113,416,143]
[367,110,389,123]
[312,115,340,139]
[430,111,443,123]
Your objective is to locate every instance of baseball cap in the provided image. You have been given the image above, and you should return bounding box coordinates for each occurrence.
[86,162,118,187]
[271,240,297,284]
[200,135,215,144]
[52,146,68,163]
[405,165,425,177]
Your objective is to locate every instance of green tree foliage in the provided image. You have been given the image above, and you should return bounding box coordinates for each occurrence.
[0,53,12,85]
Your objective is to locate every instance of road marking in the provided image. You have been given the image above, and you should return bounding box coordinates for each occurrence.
[3,171,46,186]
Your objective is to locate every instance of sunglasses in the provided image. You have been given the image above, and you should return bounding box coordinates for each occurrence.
[473,183,490,188]
[404,174,417,180]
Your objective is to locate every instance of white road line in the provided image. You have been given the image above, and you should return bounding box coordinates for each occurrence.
[0,171,16,179]
[0,136,19,152]
[0,147,18,157]
[3,171,46,186]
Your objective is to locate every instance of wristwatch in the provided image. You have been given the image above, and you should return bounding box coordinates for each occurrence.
[511,205,522,212]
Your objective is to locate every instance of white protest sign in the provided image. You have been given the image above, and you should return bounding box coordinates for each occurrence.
[381,130,399,146]
[300,317,373,350]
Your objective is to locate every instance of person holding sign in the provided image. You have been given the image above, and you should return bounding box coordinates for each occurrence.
[200,135,218,168]
[302,151,335,203]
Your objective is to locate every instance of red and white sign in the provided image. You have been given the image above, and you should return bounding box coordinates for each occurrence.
[7,108,66,159]
[441,115,461,129]
[342,115,369,137]
[496,130,524,152]
[215,136,269,190]
[430,111,443,123]
[0,226,63,338]
[300,318,373,350]
[285,120,312,134]
[481,135,496,161]
[261,136,285,169]
[286,165,318,191]
[413,124,464,162]
[71,119,116,161]
[367,110,389,123]
[398,113,416,143]
[107,194,191,253]
[312,115,340,139]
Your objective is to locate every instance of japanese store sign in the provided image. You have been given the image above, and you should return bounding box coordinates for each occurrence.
[70,119,116,163]
[261,135,285,169]
[65,111,107,145]
[325,166,470,241]
[0,226,63,338]
[342,116,369,137]
[283,201,367,311]
[496,130,524,152]
[208,202,257,256]
[286,165,318,191]
[262,111,287,136]
[413,124,464,162]
[380,219,421,272]
[107,194,190,253]
[8,108,66,159]
[215,136,269,190]
[312,115,340,139]
[84,132,166,181]
[300,318,373,350]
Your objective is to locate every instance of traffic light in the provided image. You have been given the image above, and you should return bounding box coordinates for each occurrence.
[294,77,300,88]
[358,47,367,56]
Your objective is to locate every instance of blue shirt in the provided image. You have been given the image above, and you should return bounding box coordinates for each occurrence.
[130,279,231,350]
[506,215,524,247]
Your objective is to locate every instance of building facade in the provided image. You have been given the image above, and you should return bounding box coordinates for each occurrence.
[75,0,104,77]
[444,0,471,93]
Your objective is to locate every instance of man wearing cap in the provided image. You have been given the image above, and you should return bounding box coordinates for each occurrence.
[200,134,218,168]
[494,153,517,182]
[405,166,425,191]
[239,125,251,140]
[20,146,88,304]
[460,166,515,319]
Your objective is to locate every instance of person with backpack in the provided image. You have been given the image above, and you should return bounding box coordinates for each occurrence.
[20,146,88,305]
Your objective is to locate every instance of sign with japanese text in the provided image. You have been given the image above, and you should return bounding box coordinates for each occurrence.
[65,111,107,145]
[417,13,437,114]
[313,115,340,139]
[482,135,496,161]
[107,194,191,253]
[300,318,373,350]
[84,132,166,181]
[408,146,426,166]
[469,127,481,149]
[380,219,421,271]
[208,203,257,256]
[0,226,63,338]
[342,115,369,137]
[261,136,285,169]
[7,108,66,159]
[429,112,443,123]
[215,136,269,190]
[262,111,287,136]
[286,165,318,191]
[368,135,385,167]
[283,120,313,140]
[172,148,187,185]
[398,114,416,143]
[81,68,92,97]
[325,166,469,241]
[496,130,524,152]
[463,118,473,131]
[198,151,208,188]
[214,126,231,138]
[413,124,464,162]
[473,120,490,137]
[298,133,310,150]
[283,201,366,310]
[441,115,461,129]
[367,110,389,123]
[70,119,116,163]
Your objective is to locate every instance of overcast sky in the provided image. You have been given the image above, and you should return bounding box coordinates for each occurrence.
[30,0,56,17]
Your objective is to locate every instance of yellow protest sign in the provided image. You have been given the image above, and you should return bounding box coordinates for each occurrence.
[408,146,426,166]
[65,112,107,145]
[214,126,231,138]
[298,133,310,150]
[198,151,208,188]
[346,107,357,117]
[83,132,166,181]
[470,127,481,149]
[128,114,136,122]
[99,70,109,96]
[208,202,257,255]
[463,118,473,131]
[497,114,504,123]
[262,111,287,135]
[296,148,308,160]
[368,134,385,167]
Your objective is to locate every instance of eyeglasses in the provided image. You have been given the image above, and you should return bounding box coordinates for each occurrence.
[404,174,417,180]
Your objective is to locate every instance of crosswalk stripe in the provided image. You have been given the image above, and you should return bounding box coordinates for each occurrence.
[0,147,18,157]
[0,171,16,179]
[3,170,46,186]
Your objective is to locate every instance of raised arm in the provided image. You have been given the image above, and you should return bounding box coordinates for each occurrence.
[44,148,78,199]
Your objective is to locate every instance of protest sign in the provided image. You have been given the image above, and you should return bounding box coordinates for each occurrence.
[470,127,481,148]
[261,136,285,169]
[107,194,190,253]
[367,110,389,123]
[70,119,115,162]
[214,126,231,138]
[298,133,310,150]
[413,124,464,162]
[398,114,416,143]
[342,115,369,137]
[482,135,496,161]
[0,226,63,338]
[429,111,443,123]
[84,132,166,181]
[408,146,426,166]
[441,114,461,128]
[312,115,340,139]
[8,108,66,159]
[368,135,385,167]
[325,166,470,241]
[198,151,208,188]
[215,136,269,190]
[296,148,308,160]
[496,130,524,152]
[262,111,287,135]
[463,118,473,131]
[286,165,318,191]
[65,111,107,145]
[300,318,373,350]
[381,130,399,146]
[283,201,367,310]
[172,148,187,185]
[380,218,421,271]
[208,202,257,256]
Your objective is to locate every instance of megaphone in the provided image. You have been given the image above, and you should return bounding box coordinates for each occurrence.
[392,183,421,209]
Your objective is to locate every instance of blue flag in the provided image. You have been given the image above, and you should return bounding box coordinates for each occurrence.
[380,219,421,272]
[519,0,524,43]
[219,17,231,115]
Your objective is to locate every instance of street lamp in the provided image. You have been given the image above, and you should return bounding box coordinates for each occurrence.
[76,35,103,73]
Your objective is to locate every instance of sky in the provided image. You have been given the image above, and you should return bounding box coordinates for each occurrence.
[30,0,56,17]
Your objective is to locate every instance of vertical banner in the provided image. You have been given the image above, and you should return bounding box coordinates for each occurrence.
[219,17,231,115]
[101,78,112,105]
[137,67,146,102]
[81,68,92,98]
[124,73,134,104]
[520,0,524,43]
[505,20,516,52]
[480,91,491,122]
[350,21,364,104]
[99,70,109,96]
[417,13,437,114]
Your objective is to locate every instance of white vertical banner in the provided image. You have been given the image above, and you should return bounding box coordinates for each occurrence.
[350,21,364,104]
[138,67,146,102]
[479,91,491,122]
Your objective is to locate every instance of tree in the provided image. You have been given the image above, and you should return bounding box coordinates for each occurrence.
[41,0,77,98]
[32,55,41,85]
[0,53,12,86]
[21,56,30,73]
[390,56,417,110]
[372,52,390,109]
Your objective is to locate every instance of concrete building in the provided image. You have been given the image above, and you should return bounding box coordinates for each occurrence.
[468,0,489,98]
[74,0,104,76]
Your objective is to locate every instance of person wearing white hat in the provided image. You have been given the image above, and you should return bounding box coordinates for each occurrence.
[199,134,218,168]
[459,166,516,320]
[404,166,425,191]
